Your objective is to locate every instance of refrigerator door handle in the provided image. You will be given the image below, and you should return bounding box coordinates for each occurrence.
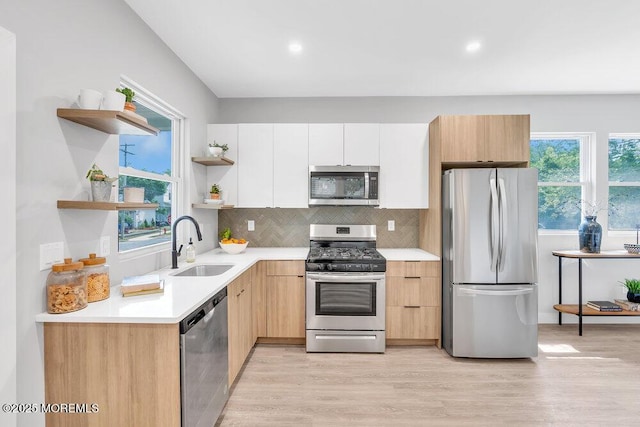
[459,288,533,297]
[498,178,508,272]
[490,178,499,272]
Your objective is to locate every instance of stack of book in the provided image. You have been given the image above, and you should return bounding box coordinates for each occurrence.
[120,274,164,297]
[586,300,622,312]
[614,299,640,311]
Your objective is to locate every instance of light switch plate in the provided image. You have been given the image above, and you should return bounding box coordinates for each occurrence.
[248,220,255,232]
[100,236,111,257]
[388,220,395,231]
[40,242,64,271]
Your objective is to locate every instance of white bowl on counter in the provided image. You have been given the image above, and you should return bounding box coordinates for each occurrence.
[219,241,249,254]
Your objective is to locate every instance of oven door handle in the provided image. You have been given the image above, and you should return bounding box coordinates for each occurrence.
[306,273,385,282]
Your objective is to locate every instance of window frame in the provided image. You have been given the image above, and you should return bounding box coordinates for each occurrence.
[117,76,186,258]
[530,132,595,234]
[607,133,640,234]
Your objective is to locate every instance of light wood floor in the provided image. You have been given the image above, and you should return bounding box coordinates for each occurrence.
[218,325,640,426]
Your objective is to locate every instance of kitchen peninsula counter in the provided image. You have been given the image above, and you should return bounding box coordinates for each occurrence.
[36,247,308,324]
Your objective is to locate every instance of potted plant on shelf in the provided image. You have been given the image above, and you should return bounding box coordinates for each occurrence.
[210,184,221,200]
[86,163,117,202]
[116,87,136,112]
[208,142,228,158]
[621,278,640,303]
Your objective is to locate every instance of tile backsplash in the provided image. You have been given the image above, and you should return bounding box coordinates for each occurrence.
[218,207,420,248]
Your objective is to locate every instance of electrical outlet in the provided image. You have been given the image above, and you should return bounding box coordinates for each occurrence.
[388,220,395,231]
[100,236,111,257]
[40,242,64,271]
[248,220,255,232]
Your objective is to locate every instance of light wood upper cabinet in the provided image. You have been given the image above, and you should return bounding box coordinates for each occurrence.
[484,115,530,162]
[273,124,309,208]
[439,115,485,163]
[238,124,274,208]
[439,114,530,165]
[379,123,429,209]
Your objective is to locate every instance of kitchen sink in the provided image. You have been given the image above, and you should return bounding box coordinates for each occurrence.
[172,264,234,277]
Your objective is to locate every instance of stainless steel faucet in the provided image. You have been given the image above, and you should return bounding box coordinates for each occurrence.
[171,215,203,269]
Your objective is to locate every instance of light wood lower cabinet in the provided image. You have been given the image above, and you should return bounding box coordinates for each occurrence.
[265,261,305,339]
[43,322,180,427]
[228,269,253,386]
[386,260,441,347]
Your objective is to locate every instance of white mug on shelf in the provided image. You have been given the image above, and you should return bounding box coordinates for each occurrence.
[77,89,102,109]
[101,90,126,111]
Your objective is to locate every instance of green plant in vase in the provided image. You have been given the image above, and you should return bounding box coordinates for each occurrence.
[86,163,117,202]
[116,87,136,111]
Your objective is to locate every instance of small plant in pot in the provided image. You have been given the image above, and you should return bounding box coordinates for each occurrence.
[86,163,117,202]
[620,278,640,303]
[208,142,228,158]
[210,184,221,200]
[116,87,136,112]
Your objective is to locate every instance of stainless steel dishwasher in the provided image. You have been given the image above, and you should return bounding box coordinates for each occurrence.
[180,287,229,427]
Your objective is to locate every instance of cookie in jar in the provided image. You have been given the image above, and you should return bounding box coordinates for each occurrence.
[46,258,87,314]
[78,253,110,302]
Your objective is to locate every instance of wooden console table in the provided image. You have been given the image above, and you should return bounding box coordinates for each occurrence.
[552,250,640,336]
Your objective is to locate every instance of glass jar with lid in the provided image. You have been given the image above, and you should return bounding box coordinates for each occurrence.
[46,258,87,314]
[79,253,110,302]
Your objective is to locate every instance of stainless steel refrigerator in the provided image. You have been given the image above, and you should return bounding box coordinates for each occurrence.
[442,168,538,358]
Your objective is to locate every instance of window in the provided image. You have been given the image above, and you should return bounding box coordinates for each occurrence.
[608,134,640,230]
[117,79,183,253]
[530,133,593,230]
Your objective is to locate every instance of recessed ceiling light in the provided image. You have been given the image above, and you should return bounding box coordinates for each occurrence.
[466,41,482,53]
[288,42,303,54]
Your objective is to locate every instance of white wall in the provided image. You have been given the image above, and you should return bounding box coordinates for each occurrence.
[0,24,17,427]
[219,94,640,325]
[0,1,220,425]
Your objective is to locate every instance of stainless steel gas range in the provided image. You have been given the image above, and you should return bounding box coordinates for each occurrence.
[305,224,386,353]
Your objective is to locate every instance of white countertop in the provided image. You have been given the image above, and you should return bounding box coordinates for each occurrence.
[378,248,440,261]
[35,247,437,324]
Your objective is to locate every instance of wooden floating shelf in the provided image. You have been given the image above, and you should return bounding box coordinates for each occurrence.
[57,201,159,211]
[192,203,234,210]
[57,108,159,136]
[191,156,234,166]
[554,304,640,316]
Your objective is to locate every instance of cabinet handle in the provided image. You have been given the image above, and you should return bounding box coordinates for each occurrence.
[404,276,420,279]
[236,288,245,297]
[297,275,304,278]
[404,305,420,308]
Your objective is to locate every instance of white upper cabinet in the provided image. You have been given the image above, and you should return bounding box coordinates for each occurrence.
[344,123,380,166]
[309,123,380,166]
[308,123,343,166]
[273,124,309,208]
[379,124,429,209]
[207,124,238,206]
[238,124,274,208]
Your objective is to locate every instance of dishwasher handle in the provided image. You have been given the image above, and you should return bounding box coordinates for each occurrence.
[180,287,227,334]
[186,309,206,328]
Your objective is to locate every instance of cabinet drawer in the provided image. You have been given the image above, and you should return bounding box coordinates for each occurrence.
[386,276,439,306]
[386,261,439,278]
[266,260,305,276]
[386,306,439,339]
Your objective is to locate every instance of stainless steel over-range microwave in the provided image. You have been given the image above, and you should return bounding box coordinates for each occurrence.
[309,165,379,206]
